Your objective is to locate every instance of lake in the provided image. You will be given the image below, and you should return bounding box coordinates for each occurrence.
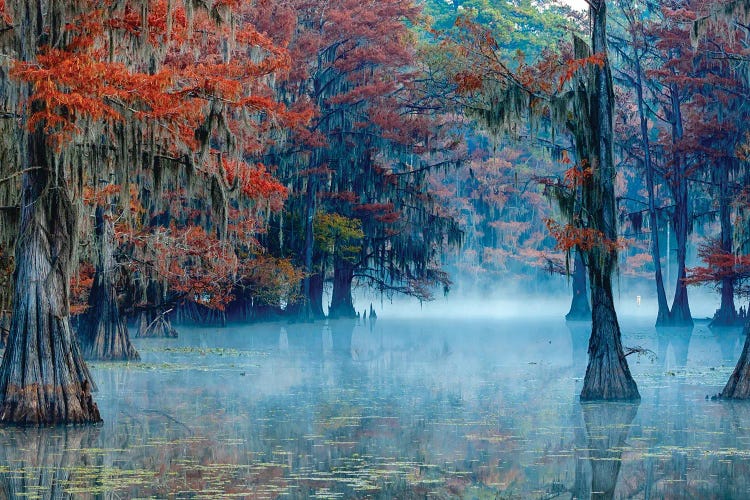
[0,316,747,498]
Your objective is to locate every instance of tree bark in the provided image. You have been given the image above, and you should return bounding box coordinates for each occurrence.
[0,138,101,424]
[581,276,640,400]
[328,258,357,319]
[720,320,750,399]
[667,83,693,326]
[174,301,226,326]
[309,272,326,319]
[300,174,317,322]
[78,206,139,361]
[0,312,9,349]
[633,49,670,326]
[580,0,640,401]
[566,250,591,321]
[712,161,738,327]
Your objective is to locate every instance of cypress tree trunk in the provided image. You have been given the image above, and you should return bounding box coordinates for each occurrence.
[667,85,693,326]
[634,50,669,326]
[78,207,139,361]
[712,162,738,327]
[719,320,750,399]
[580,0,639,401]
[328,258,356,319]
[669,176,693,325]
[309,272,326,319]
[300,174,317,321]
[0,253,12,349]
[581,273,639,400]
[0,136,101,424]
[0,313,9,349]
[173,301,226,326]
[566,250,591,321]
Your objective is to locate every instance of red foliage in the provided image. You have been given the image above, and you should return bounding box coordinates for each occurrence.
[686,239,750,296]
[10,0,310,162]
[454,71,484,93]
[126,224,239,310]
[375,211,401,224]
[557,53,606,90]
[562,161,592,189]
[545,219,621,254]
[0,0,12,25]
[70,262,95,315]
[354,203,395,215]
[221,159,287,210]
[82,184,122,206]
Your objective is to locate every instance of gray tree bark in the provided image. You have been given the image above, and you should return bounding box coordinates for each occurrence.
[328,258,357,319]
[0,135,101,424]
[580,0,639,401]
[78,206,139,361]
[720,320,750,399]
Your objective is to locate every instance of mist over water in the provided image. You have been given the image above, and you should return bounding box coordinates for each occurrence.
[1,313,748,497]
[358,283,726,321]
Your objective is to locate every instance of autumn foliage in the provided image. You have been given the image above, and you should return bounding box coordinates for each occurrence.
[687,240,750,298]
[544,219,621,254]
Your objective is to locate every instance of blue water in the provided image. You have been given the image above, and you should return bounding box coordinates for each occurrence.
[0,317,746,498]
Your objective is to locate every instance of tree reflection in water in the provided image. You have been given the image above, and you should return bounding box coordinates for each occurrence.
[0,319,748,497]
[0,427,101,499]
[581,402,639,499]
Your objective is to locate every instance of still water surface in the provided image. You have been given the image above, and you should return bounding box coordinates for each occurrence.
[1,317,748,498]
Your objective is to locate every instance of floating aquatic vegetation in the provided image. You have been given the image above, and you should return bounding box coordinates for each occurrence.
[1,318,749,498]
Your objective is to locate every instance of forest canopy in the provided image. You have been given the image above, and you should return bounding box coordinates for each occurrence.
[0,0,748,422]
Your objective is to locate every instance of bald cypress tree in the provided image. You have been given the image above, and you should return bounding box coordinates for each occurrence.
[442,0,638,400]
[0,0,294,424]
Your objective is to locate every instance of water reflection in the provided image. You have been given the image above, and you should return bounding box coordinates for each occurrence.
[656,326,693,370]
[581,402,639,499]
[711,326,744,364]
[330,318,356,356]
[567,320,591,376]
[0,318,749,497]
[0,427,101,499]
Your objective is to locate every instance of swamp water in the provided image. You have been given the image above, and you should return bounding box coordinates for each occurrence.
[0,317,748,498]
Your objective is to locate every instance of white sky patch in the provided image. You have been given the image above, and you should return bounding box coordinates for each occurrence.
[560,0,588,11]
